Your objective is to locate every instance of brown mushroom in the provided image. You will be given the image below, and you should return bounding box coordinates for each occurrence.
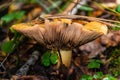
[11,18,108,67]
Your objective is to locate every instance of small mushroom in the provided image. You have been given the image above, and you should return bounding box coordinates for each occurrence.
[12,18,108,67]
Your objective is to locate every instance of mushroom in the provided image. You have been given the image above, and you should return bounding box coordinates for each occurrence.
[11,17,108,68]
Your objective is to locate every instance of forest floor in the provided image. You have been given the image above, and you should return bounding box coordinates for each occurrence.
[0,0,120,80]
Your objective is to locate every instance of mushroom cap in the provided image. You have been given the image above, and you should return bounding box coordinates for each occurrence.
[12,19,107,50]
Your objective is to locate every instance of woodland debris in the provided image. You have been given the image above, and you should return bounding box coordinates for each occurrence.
[11,75,48,80]
[15,51,39,76]
[79,30,120,58]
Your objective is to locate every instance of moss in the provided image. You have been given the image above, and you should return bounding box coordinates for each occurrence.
[109,45,120,77]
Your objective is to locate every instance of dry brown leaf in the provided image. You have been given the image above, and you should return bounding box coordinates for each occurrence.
[79,30,120,58]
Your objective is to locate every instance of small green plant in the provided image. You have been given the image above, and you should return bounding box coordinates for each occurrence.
[18,0,38,3]
[1,28,22,53]
[1,11,25,23]
[102,74,117,80]
[111,26,120,30]
[109,47,120,77]
[93,72,103,79]
[81,74,93,80]
[81,72,117,80]
[1,40,15,53]
[79,5,93,11]
[41,51,58,67]
[50,53,58,64]
[116,4,120,13]
[88,59,102,69]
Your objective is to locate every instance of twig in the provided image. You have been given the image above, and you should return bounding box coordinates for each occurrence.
[62,0,79,14]
[70,0,87,14]
[15,51,40,76]
[0,53,10,72]
[46,14,120,27]
[94,2,120,17]
[62,0,87,14]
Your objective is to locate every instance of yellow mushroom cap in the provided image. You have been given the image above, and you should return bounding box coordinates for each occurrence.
[84,21,108,35]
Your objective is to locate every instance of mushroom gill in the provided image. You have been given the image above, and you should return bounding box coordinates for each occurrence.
[12,19,107,50]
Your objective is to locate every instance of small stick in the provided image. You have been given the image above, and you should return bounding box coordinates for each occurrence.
[15,51,40,76]
[46,15,120,23]
[45,15,120,27]
[62,0,79,14]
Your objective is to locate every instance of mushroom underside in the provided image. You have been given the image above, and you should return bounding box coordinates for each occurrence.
[12,20,105,50]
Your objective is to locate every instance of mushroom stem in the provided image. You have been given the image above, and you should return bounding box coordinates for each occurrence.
[57,50,72,68]
[58,49,63,66]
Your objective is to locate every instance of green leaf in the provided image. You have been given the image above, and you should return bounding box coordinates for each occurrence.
[50,52,58,64]
[10,27,17,33]
[79,6,93,11]
[88,59,102,69]
[116,4,120,13]
[18,0,37,3]
[81,74,93,80]
[1,13,15,23]
[1,40,15,53]
[1,11,25,23]
[41,51,51,67]
[111,26,120,30]
[15,11,25,19]
[93,72,103,79]
[29,0,38,3]
[103,74,117,80]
